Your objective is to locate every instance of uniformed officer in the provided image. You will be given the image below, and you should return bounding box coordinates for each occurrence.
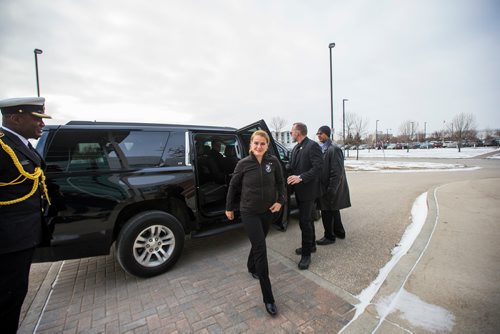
[0,97,51,333]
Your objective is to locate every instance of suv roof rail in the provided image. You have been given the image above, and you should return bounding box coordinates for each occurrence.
[65,120,235,131]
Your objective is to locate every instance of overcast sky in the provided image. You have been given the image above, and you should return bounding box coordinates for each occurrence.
[1,0,499,138]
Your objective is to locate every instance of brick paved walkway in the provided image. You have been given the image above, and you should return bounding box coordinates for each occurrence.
[24,232,354,333]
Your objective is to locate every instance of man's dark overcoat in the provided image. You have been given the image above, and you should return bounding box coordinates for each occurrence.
[318,140,351,210]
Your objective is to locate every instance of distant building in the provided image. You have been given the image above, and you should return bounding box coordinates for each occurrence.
[271,131,293,147]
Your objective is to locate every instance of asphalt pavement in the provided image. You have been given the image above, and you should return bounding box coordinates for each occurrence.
[19,157,500,333]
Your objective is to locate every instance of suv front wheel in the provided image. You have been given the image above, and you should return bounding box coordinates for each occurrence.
[116,210,185,278]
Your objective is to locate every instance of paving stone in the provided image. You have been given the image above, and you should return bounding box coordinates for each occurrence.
[27,232,355,333]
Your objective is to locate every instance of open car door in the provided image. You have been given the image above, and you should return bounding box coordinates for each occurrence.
[236,119,290,231]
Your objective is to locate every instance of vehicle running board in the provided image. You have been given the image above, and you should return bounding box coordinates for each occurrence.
[191,222,243,238]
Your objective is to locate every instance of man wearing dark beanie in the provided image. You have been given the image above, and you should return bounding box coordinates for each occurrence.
[315,125,351,246]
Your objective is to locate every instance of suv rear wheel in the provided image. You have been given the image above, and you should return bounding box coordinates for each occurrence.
[116,210,184,277]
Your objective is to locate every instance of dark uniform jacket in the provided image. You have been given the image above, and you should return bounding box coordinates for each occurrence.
[318,140,351,210]
[289,137,323,202]
[0,129,44,254]
[226,153,286,214]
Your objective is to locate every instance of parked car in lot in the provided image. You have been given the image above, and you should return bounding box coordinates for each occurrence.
[34,120,293,277]
[443,141,458,148]
[484,137,500,147]
[386,143,396,150]
[420,142,433,149]
[395,143,408,149]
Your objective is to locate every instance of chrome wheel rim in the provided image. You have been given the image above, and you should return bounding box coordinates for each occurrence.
[133,225,175,267]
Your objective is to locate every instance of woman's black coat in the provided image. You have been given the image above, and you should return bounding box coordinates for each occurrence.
[226,153,286,214]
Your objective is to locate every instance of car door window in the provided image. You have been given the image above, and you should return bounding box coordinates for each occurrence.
[110,131,169,168]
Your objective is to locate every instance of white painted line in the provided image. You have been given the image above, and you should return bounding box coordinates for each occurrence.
[33,260,65,334]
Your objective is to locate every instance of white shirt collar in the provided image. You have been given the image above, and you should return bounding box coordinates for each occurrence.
[1,126,30,147]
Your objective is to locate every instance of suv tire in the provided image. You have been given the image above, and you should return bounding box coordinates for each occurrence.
[116,210,184,278]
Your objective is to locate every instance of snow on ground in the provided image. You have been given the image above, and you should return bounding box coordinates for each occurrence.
[344,147,499,171]
[487,153,500,159]
[340,193,429,332]
[344,147,498,159]
[345,160,480,172]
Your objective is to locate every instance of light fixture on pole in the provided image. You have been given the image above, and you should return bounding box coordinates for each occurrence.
[375,119,379,149]
[34,48,43,97]
[329,42,335,139]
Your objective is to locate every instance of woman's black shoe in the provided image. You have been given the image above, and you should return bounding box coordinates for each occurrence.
[265,303,278,316]
[298,255,311,270]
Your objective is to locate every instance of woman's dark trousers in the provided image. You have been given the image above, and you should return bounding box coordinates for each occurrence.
[241,211,275,304]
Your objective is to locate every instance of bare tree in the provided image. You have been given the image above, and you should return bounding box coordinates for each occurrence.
[398,120,419,151]
[352,114,369,159]
[398,120,412,143]
[270,116,287,133]
[450,113,476,152]
[344,111,357,145]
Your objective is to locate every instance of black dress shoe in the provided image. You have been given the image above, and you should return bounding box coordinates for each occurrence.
[265,303,278,316]
[298,255,311,270]
[335,231,346,239]
[316,237,336,245]
[249,271,259,280]
[295,246,317,255]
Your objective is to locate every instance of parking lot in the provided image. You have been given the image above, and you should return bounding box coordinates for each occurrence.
[19,156,500,333]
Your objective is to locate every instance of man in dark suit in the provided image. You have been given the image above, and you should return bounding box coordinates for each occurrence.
[0,97,51,333]
[315,126,351,246]
[287,122,323,270]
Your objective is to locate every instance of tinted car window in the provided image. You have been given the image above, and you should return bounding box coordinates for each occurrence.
[162,131,185,166]
[45,130,110,172]
[111,131,169,168]
[275,142,289,161]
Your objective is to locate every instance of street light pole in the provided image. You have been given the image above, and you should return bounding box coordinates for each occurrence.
[375,119,379,149]
[34,48,43,97]
[329,43,335,139]
[424,121,427,142]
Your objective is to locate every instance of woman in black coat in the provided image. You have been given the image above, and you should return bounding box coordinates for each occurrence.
[225,130,286,316]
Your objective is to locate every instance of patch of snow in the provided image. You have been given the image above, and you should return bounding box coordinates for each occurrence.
[345,160,481,172]
[339,193,428,332]
[487,153,500,159]
[376,289,455,333]
[345,147,499,159]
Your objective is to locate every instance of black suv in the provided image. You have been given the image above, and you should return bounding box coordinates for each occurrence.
[34,120,292,277]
